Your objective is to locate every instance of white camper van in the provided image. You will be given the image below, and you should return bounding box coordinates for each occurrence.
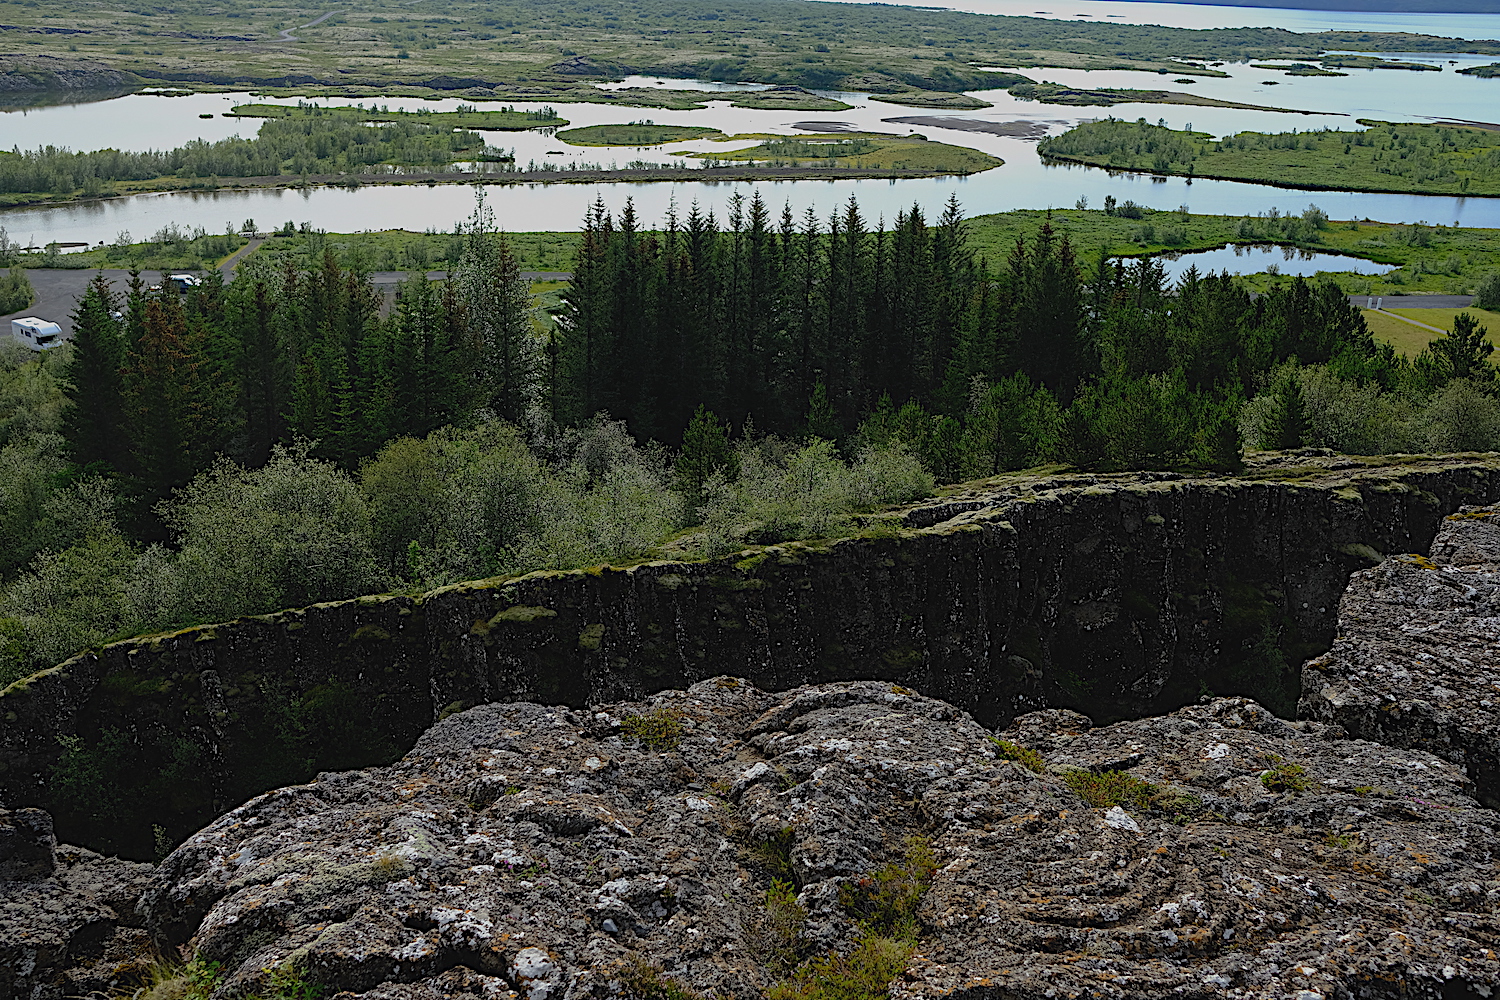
[10,317,63,350]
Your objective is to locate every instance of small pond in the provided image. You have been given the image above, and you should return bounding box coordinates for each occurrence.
[1150,243,1396,282]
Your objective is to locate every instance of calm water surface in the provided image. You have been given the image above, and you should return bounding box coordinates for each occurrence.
[1155,243,1397,280]
[5,3,1500,243]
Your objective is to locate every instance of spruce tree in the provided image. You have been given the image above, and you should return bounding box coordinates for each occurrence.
[454,190,536,423]
[123,291,221,499]
[677,405,737,509]
[1266,369,1311,450]
[62,275,129,474]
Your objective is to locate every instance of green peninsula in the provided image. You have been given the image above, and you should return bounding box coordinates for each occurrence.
[1039,118,1500,197]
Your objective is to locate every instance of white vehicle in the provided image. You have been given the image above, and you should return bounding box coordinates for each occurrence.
[9,317,63,350]
[168,273,202,292]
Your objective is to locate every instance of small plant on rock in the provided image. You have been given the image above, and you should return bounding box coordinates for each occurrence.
[988,736,1045,773]
[1062,768,1162,811]
[620,706,686,750]
[617,956,705,1000]
[768,838,938,1000]
[1260,755,1309,793]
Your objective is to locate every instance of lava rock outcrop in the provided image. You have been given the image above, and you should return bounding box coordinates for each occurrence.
[113,680,1500,1000]
[0,807,154,1000]
[1302,506,1500,809]
[11,454,1500,858]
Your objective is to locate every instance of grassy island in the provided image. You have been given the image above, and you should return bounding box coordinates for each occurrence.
[1005,82,1321,113]
[1038,118,1500,197]
[687,133,1002,174]
[556,123,725,146]
[229,101,567,130]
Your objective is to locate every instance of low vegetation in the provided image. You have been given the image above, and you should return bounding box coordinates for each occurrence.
[230,100,565,130]
[687,133,1000,174]
[557,123,725,146]
[1008,82,1308,112]
[0,268,34,314]
[1040,118,1500,197]
[620,707,687,750]
[767,838,938,1000]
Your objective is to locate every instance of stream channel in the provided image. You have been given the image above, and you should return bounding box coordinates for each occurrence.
[4,3,1500,249]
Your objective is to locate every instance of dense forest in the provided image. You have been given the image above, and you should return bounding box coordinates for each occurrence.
[3,192,1498,687]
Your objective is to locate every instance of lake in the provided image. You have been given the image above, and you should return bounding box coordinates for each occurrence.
[5,2,1500,244]
[1153,243,1397,281]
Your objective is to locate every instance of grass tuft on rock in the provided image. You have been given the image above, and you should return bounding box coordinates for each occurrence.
[620,706,686,750]
[768,837,937,1000]
[988,736,1045,773]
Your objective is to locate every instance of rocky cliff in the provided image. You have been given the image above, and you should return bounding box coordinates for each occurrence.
[7,486,1500,1000]
[6,453,1500,858]
[1302,506,1500,809]
[0,54,137,91]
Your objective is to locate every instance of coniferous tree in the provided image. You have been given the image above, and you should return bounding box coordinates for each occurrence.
[62,275,129,474]
[1418,312,1496,388]
[676,404,737,508]
[123,290,223,499]
[1265,369,1311,450]
[454,191,536,423]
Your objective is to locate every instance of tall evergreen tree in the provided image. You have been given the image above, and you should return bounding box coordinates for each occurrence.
[62,275,129,474]
[454,190,536,423]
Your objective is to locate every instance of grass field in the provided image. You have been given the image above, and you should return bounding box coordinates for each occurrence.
[1361,307,1500,357]
[5,0,1499,110]
[557,124,725,146]
[1039,119,1500,198]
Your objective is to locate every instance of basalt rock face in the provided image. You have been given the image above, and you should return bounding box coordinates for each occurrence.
[7,455,1500,858]
[0,807,155,1000]
[1301,506,1500,809]
[119,681,1500,1000]
[0,54,137,91]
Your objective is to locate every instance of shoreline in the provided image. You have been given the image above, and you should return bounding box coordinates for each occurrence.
[1039,152,1500,199]
[0,162,1005,215]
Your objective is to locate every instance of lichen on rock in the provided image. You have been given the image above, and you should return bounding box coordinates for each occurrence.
[68,679,1495,1000]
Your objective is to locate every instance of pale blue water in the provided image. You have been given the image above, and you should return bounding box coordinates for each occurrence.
[1154,243,1397,281]
[4,4,1500,244]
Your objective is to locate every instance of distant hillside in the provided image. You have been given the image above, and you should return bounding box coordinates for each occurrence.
[1126,0,1499,13]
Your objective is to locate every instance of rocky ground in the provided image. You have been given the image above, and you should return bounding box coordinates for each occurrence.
[1303,507,1500,810]
[7,678,1500,999]
[7,505,1500,1000]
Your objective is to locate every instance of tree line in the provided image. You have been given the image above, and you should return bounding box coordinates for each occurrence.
[0,114,493,196]
[554,191,1418,476]
[6,190,1499,689]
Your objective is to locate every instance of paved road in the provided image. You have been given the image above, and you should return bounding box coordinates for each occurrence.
[1348,294,1476,309]
[2,268,574,343]
[277,10,334,41]
[2,270,170,338]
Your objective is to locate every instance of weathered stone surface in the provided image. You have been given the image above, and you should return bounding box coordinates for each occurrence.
[0,53,136,91]
[0,811,154,1000]
[1301,506,1500,809]
[132,681,1499,1000]
[9,455,1500,858]
[910,697,1499,999]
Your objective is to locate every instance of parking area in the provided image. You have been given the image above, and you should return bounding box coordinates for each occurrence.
[2,268,575,344]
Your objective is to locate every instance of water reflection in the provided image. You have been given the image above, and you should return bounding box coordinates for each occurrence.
[1151,243,1396,282]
